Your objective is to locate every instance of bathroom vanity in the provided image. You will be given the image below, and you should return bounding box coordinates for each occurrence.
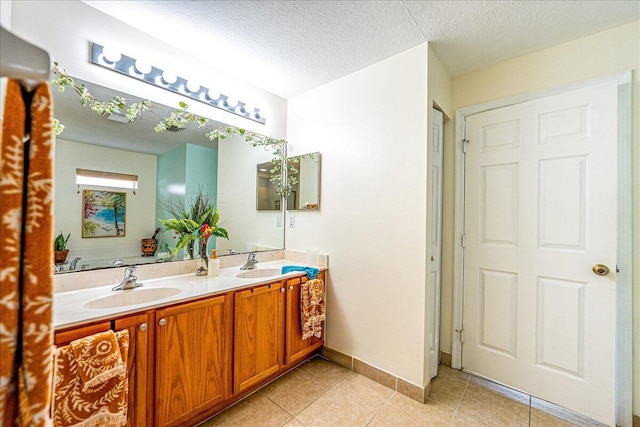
[53,263,326,427]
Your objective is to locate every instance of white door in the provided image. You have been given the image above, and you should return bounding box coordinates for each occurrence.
[429,108,444,379]
[462,80,617,425]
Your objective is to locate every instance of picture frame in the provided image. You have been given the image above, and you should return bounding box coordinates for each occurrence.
[82,190,126,238]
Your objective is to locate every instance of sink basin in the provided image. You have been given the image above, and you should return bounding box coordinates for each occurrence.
[84,287,182,309]
[236,268,282,279]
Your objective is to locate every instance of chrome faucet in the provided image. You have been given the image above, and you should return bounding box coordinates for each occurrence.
[112,258,124,266]
[240,252,258,270]
[112,266,142,291]
[69,257,81,270]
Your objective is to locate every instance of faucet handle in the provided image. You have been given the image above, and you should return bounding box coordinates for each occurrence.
[124,266,136,278]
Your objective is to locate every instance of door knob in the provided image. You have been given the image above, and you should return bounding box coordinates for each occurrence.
[592,264,610,276]
[139,323,148,331]
[158,318,167,326]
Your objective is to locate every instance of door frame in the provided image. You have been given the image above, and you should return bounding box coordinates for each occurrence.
[451,71,633,426]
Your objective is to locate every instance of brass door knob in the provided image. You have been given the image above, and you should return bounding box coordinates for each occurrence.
[592,264,610,276]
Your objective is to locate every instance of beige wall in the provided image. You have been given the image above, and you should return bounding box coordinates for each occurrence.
[287,44,431,387]
[440,20,640,414]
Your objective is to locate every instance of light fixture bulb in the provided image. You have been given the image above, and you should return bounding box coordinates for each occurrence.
[225,96,238,109]
[206,89,221,102]
[242,103,254,115]
[134,59,152,75]
[162,70,177,85]
[186,80,200,93]
[102,46,122,64]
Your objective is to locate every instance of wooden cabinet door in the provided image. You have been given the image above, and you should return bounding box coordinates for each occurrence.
[233,282,285,394]
[55,317,151,427]
[115,312,154,427]
[285,271,324,365]
[155,294,233,427]
[54,321,111,345]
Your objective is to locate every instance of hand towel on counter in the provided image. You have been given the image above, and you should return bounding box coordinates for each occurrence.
[301,278,326,340]
[281,265,319,280]
[53,330,129,427]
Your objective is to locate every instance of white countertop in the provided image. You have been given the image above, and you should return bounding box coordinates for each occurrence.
[53,260,321,330]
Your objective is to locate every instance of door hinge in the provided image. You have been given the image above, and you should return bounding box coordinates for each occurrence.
[462,139,469,153]
[456,329,465,344]
[461,234,466,248]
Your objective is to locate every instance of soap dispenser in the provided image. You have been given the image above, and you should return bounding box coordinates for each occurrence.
[208,249,220,277]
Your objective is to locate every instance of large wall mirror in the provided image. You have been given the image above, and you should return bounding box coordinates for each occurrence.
[53,78,285,273]
[256,153,320,211]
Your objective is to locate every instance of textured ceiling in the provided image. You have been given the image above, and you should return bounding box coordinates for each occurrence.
[84,1,640,99]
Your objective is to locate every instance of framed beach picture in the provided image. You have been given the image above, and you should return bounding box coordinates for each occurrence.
[82,190,126,238]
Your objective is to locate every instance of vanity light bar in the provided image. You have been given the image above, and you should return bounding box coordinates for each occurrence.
[90,43,266,125]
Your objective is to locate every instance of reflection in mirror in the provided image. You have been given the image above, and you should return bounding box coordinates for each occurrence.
[256,153,320,211]
[256,161,281,211]
[288,153,320,210]
[52,78,285,273]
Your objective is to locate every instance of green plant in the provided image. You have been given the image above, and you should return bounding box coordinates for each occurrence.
[54,232,70,251]
[159,189,229,257]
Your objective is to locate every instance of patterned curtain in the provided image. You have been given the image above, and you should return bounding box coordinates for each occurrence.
[0,79,55,426]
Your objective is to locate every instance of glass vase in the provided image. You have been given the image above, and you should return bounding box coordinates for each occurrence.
[195,239,209,276]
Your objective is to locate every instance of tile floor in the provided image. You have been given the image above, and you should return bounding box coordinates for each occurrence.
[199,356,600,427]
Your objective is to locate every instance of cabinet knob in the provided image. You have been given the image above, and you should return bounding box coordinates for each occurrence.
[139,323,148,331]
[289,285,294,291]
[280,287,285,293]
[158,318,167,326]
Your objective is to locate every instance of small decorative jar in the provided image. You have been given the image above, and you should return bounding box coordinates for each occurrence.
[155,241,172,262]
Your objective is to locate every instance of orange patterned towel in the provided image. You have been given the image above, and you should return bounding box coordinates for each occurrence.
[301,278,326,340]
[1,79,55,426]
[53,330,129,427]
[71,330,125,390]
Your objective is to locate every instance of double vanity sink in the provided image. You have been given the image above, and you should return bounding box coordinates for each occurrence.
[54,261,313,328]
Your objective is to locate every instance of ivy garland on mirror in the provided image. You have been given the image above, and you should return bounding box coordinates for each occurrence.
[51,63,297,197]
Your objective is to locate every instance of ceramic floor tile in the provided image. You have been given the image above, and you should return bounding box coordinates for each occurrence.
[296,356,351,384]
[531,397,605,426]
[468,375,530,406]
[201,362,598,427]
[283,418,307,427]
[530,408,579,427]
[368,392,455,427]
[262,368,334,415]
[435,365,471,384]
[456,382,529,427]
[200,391,291,427]
[295,372,395,427]
[451,411,498,427]
[427,374,468,409]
